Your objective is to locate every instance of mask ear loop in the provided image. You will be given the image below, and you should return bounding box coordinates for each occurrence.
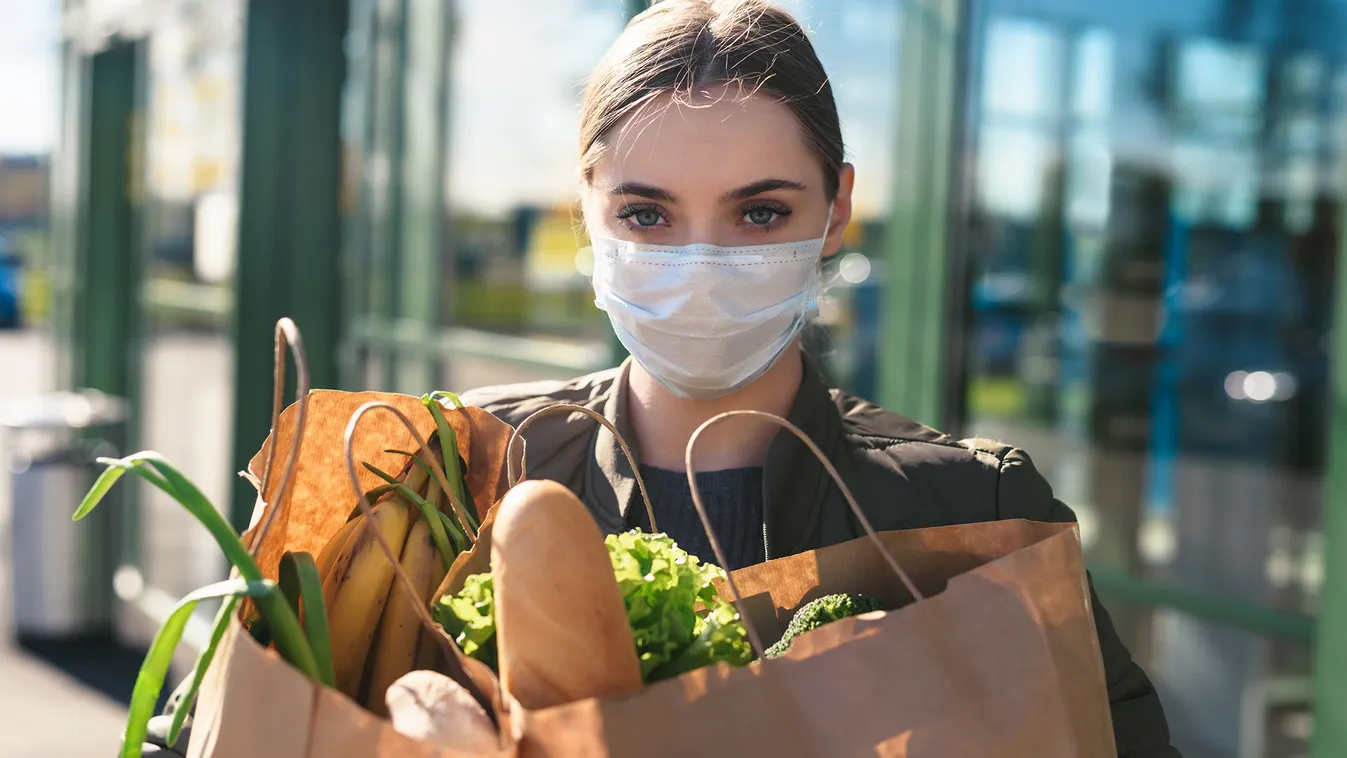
[816,200,842,295]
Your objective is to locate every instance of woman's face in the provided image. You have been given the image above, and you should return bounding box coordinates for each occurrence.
[584,87,854,253]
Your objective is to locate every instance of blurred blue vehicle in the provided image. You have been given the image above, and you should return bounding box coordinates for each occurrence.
[0,236,21,329]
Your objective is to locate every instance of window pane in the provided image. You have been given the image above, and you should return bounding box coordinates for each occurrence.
[139,0,246,596]
[982,18,1066,121]
[958,5,1345,756]
[441,0,622,387]
[775,0,900,397]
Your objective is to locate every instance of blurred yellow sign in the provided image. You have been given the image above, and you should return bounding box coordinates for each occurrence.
[525,206,587,289]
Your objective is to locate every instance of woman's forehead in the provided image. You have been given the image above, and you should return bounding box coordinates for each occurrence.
[589,89,820,198]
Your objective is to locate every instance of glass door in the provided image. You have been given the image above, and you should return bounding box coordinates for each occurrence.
[956,1,1347,755]
[135,0,246,600]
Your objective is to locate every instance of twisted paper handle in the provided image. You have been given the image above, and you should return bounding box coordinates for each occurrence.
[685,410,926,658]
[250,317,309,555]
[506,403,657,533]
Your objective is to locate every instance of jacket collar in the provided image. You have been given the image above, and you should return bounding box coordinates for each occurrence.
[586,356,840,556]
[586,359,640,533]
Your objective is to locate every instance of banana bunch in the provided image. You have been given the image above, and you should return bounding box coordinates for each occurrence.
[317,436,475,715]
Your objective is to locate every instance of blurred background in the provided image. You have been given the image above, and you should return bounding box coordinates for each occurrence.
[1,0,1346,755]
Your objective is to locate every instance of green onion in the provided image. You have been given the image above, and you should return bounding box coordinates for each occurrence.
[77,454,320,681]
[347,483,397,522]
[279,552,335,687]
[163,596,237,746]
[118,579,277,758]
[420,396,477,534]
[364,463,461,565]
[426,390,465,409]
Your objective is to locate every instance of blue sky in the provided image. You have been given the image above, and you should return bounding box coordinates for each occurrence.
[0,0,59,154]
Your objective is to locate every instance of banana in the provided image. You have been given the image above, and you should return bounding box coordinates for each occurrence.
[315,512,367,585]
[325,494,413,699]
[302,508,371,629]
[402,451,432,497]
[412,622,443,674]
[363,514,448,715]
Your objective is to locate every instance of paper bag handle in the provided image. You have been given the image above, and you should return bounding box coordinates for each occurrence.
[506,403,658,533]
[250,318,311,552]
[685,410,926,658]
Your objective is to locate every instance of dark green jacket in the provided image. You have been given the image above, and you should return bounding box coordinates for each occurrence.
[460,359,1181,758]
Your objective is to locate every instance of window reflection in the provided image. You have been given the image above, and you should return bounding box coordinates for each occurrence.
[778,0,900,397]
[960,7,1343,755]
[444,0,622,350]
[138,0,244,598]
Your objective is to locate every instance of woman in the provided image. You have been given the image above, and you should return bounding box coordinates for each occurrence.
[462,1,1181,756]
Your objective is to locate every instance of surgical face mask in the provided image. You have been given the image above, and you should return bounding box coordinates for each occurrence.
[590,207,833,400]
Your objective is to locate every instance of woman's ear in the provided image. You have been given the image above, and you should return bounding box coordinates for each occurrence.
[823,163,856,257]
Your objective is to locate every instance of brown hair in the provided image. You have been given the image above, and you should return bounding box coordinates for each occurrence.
[579,0,844,199]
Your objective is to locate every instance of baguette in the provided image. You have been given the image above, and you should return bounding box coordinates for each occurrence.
[491,479,643,709]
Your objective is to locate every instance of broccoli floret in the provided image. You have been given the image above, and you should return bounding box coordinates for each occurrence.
[764,593,884,659]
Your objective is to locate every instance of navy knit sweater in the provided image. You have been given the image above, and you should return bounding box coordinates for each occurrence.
[625,465,766,572]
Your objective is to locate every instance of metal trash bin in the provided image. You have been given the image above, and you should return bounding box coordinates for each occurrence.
[1,390,128,640]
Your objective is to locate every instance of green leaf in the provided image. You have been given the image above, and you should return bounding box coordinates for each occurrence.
[419,397,475,535]
[120,579,276,758]
[459,465,478,531]
[164,596,240,745]
[386,447,476,534]
[77,456,177,522]
[280,552,335,687]
[385,449,437,481]
[348,484,396,522]
[426,390,465,409]
[247,611,272,648]
[435,509,469,555]
[435,531,752,683]
[95,454,259,581]
[433,573,497,670]
[85,453,321,683]
[363,463,459,567]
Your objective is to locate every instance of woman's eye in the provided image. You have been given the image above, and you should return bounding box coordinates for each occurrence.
[633,208,663,227]
[745,207,778,226]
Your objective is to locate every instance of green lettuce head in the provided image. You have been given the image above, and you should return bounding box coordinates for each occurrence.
[433,530,752,683]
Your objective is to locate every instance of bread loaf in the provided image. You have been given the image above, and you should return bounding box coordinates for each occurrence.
[385,670,499,752]
[492,479,643,709]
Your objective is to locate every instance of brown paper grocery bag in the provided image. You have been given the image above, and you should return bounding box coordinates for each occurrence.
[502,520,1113,758]
[491,409,1116,758]
[190,624,512,758]
[187,386,518,758]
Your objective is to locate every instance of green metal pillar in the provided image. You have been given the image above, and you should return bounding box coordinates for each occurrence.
[390,0,451,394]
[363,0,406,391]
[1310,174,1347,756]
[71,43,141,401]
[878,0,965,428]
[230,0,350,529]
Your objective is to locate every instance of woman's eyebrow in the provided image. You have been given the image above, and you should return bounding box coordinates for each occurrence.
[608,182,677,202]
[722,178,807,201]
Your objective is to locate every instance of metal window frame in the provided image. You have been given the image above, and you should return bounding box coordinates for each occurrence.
[1309,153,1347,758]
[880,0,965,429]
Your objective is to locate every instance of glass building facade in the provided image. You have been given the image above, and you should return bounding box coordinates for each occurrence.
[50,1,1347,756]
